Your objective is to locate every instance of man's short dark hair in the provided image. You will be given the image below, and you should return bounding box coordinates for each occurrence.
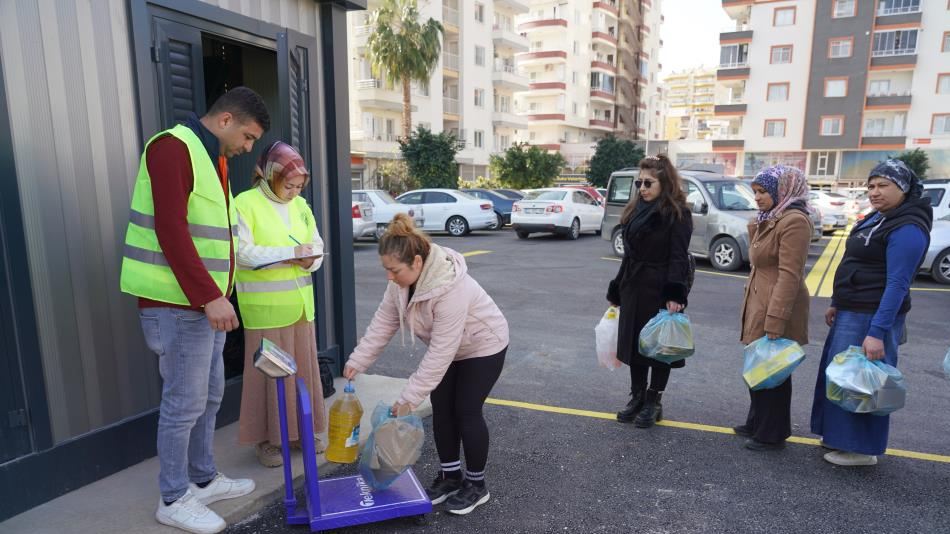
[207,86,271,132]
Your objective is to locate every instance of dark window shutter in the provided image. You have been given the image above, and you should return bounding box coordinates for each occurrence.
[278,30,313,163]
[154,19,205,128]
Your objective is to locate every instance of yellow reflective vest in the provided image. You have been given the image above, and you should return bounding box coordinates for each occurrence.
[234,188,317,329]
[120,124,236,305]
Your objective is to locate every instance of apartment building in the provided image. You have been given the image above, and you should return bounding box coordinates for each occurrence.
[513,0,662,166]
[662,67,717,140]
[710,0,950,184]
[348,0,530,187]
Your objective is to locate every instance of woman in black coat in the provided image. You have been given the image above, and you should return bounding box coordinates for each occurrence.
[607,154,693,428]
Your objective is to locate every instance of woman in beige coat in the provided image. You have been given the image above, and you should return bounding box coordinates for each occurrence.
[734,165,812,451]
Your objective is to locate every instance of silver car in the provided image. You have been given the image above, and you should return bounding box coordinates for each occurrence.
[921,213,950,285]
[601,168,756,271]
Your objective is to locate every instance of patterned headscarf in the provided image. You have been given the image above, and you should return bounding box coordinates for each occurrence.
[869,158,921,199]
[752,165,810,223]
[253,141,310,204]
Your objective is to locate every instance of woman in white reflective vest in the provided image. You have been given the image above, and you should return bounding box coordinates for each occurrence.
[235,141,326,468]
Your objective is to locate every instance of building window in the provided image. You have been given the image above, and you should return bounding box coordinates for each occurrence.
[864,118,887,137]
[810,151,837,176]
[824,78,848,97]
[933,114,950,134]
[531,40,543,51]
[572,102,578,115]
[474,130,484,148]
[719,43,749,68]
[873,30,918,57]
[475,46,485,66]
[829,37,853,58]
[943,32,950,52]
[770,45,793,64]
[868,79,891,96]
[820,116,844,136]
[764,119,786,137]
[939,74,950,95]
[573,41,579,54]
[833,0,856,18]
[572,71,578,84]
[529,131,537,141]
[474,88,485,107]
[767,83,789,102]
[773,7,796,26]
[474,2,484,23]
[529,102,538,112]
[878,0,920,16]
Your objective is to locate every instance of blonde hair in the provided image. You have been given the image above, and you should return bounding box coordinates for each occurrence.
[378,213,431,265]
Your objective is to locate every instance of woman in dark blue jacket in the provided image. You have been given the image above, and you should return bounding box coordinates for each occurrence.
[810,159,932,466]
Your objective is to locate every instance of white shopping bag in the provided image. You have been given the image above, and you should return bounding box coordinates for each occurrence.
[595,306,621,370]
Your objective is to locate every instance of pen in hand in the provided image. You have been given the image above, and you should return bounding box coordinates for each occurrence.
[289,235,303,245]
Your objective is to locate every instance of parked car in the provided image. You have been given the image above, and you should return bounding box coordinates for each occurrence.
[596,188,607,198]
[512,188,604,240]
[461,188,516,229]
[809,191,849,233]
[922,179,950,221]
[601,168,756,271]
[494,188,525,200]
[396,189,495,236]
[352,189,424,239]
[562,184,605,202]
[922,213,950,285]
[351,201,375,240]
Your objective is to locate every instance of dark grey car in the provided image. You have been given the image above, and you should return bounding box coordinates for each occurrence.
[600,168,756,271]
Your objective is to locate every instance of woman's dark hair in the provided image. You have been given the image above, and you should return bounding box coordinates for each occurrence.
[378,213,431,265]
[208,86,271,132]
[620,153,688,224]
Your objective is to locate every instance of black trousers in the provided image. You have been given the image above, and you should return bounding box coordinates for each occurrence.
[743,377,792,444]
[630,363,671,391]
[430,347,506,473]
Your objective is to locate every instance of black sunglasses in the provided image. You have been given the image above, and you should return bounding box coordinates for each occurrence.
[634,179,657,189]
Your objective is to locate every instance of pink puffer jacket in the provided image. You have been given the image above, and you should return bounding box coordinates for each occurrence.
[346,245,509,407]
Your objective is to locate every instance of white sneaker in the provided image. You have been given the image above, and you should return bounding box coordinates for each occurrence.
[155,490,226,534]
[190,472,255,505]
[823,451,878,466]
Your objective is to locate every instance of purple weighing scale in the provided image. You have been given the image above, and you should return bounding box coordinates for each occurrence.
[254,339,432,531]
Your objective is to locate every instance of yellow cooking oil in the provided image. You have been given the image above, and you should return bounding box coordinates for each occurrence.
[325,380,363,463]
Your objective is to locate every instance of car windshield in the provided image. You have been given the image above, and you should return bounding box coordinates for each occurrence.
[455,191,477,200]
[525,190,567,201]
[704,181,757,211]
[495,190,521,199]
[375,191,398,204]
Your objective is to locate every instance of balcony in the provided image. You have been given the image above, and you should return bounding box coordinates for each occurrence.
[526,113,566,122]
[861,135,907,148]
[591,30,618,47]
[492,111,528,129]
[443,97,460,115]
[442,52,460,73]
[717,63,750,81]
[493,62,530,90]
[865,94,912,109]
[592,0,619,17]
[714,103,746,115]
[590,87,615,103]
[875,4,922,25]
[712,139,744,150]
[589,118,614,130]
[870,48,917,69]
[493,0,530,13]
[493,24,529,52]
[355,79,408,112]
[719,30,753,43]
[353,24,372,47]
[528,81,567,95]
[517,50,568,66]
[590,60,616,73]
[442,5,460,28]
[518,17,568,32]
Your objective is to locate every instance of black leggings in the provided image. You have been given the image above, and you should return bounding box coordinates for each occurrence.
[630,364,670,391]
[429,347,506,474]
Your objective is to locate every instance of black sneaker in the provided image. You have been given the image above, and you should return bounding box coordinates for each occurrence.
[445,480,490,516]
[732,425,753,438]
[425,475,462,505]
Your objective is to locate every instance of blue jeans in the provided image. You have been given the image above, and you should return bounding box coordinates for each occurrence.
[140,308,225,502]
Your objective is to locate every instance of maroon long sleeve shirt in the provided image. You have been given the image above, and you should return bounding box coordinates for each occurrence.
[138,135,234,310]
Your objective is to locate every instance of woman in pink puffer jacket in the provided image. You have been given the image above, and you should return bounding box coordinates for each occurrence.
[343,213,508,516]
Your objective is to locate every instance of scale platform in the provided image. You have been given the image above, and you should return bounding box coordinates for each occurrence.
[277,377,432,532]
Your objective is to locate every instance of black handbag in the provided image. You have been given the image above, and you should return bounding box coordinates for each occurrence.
[317,356,336,398]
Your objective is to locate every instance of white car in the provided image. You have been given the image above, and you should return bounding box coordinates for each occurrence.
[511,188,604,240]
[923,180,950,221]
[352,189,425,239]
[351,201,375,240]
[921,213,950,285]
[809,191,849,233]
[396,189,496,236]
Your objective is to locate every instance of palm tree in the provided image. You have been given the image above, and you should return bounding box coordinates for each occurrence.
[367,0,443,140]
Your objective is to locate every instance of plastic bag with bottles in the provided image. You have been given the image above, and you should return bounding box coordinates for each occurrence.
[742,336,806,391]
[825,346,906,416]
[638,310,695,365]
[358,402,425,490]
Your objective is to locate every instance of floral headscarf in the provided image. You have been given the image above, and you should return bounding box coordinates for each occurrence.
[869,158,921,199]
[752,165,810,223]
[253,141,310,204]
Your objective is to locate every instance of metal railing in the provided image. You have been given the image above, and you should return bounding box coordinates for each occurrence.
[871,47,916,57]
[443,98,460,114]
[355,25,372,36]
[877,3,920,16]
[493,61,518,74]
[492,22,515,32]
[591,85,615,94]
[442,53,460,70]
[520,14,566,23]
[356,78,382,89]
[719,61,748,69]
[362,132,398,142]
[864,129,905,137]
[442,5,460,26]
[867,89,912,97]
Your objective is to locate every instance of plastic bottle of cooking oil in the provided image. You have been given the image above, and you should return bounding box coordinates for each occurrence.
[325,380,363,463]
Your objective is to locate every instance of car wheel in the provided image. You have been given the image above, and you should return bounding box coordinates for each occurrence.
[611,228,625,257]
[446,216,469,237]
[489,211,504,230]
[565,218,580,240]
[710,237,742,271]
[516,230,530,239]
[374,224,387,240]
[933,249,950,285]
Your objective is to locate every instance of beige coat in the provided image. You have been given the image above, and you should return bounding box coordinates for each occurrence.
[740,209,812,345]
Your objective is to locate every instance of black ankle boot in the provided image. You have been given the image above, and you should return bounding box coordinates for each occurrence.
[634,389,663,428]
[616,387,645,423]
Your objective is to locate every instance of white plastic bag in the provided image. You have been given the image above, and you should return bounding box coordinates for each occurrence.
[595,306,621,370]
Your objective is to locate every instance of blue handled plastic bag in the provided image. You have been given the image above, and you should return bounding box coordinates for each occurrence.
[358,402,425,490]
[742,337,806,391]
[943,347,950,380]
[639,310,695,364]
[825,346,906,416]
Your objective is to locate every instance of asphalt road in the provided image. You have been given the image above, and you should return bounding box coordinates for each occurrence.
[230,227,950,534]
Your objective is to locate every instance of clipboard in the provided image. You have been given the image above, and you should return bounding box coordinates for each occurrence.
[252,252,327,270]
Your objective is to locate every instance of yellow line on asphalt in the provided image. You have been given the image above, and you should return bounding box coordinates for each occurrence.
[601,256,622,262]
[462,250,492,257]
[485,397,950,464]
[805,227,848,296]
[817,226,851,298]
[910,286,950,293]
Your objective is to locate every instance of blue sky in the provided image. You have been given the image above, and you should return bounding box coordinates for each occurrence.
[659,0,733,77]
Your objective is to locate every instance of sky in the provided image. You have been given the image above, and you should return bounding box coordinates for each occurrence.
[659,0,734,78]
